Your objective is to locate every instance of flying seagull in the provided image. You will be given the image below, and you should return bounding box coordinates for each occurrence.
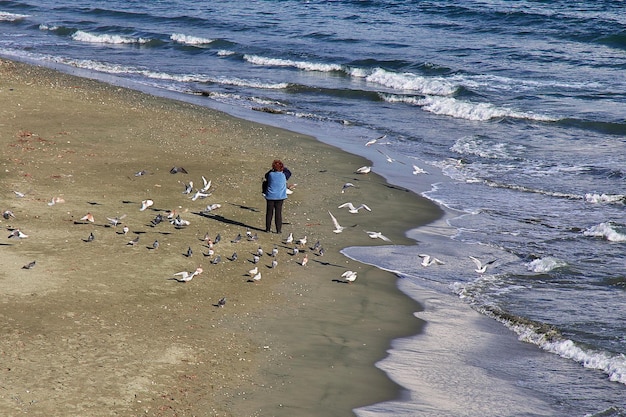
[338,202,371,214]
[469,256,497,273]
[418,254,445,267]
[328,211,344,233]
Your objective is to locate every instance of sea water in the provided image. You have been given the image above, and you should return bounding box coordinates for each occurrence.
[1,1,625,415]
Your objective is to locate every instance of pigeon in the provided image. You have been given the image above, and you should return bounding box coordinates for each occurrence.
[285,232,294,244]
[204,203,222,212]
[127,236,140,246]
[151,213,163,226]
[271,246,278,257]
[231,233,242,243]
[134,170,147,177]
[230,252,238,261]
[338,202,371,214]
[248,266,259,276]
[271,259,278,268]
[292,247,299,256]
[107,214,126,227]
[2,210,15,219]
[469,256,497,274]
[22,261,36,270]
[8,229,28,239]
[140,199,154,211]
[253,255,260,264]
[251,271,262,283]
[214,233,221,244]
[341,183,355,193]
[122,226,130,235]
[365,230,391,242]
[211,255,222,265]
[170,166,188,174]
[217,297,226,307]
[152,240,159,250]
[185,246,193,257]
[297,236,308,247]
[182,181,194,194]
[418,254,445,267]
[47,196,65,206]
[301,254,308,267]
[328,211,344,233]
[86,232,95,242]
[256,246,264,257]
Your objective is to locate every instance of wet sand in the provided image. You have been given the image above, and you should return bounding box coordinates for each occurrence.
[0,58,442,416]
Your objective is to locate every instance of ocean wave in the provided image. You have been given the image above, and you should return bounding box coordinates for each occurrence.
[243,54,343,72]
[217,50,236,56]
[361,68,457,96]
[585,193,626,205]
[451,135,515,159]
[170,33,214,45]
[583,222,626,242]
[71,30,151,45]
[480,306,626,386]
[526,257,567,273]
[0,12,29,22]
[413,95,557,122]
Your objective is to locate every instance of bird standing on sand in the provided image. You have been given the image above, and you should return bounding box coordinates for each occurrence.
[355,166,371,174]
[152,240,159,250]
[127,236,140,246]
[285,232,294,244]
[211,255,222,265]
[22,260,36,270]
[248,266,259,276]
[86,232,95,242]
[301,254,308,267]
[251,272,262,283]
[341,270,357,284]
[217,297,226,307]
[8,229,28,239]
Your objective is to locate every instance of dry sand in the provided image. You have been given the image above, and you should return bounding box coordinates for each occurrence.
[0,58,442,416]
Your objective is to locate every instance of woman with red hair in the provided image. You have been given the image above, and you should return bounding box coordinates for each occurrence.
[263,159,292,233]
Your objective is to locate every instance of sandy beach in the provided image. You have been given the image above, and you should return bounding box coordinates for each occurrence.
[0,58,441,416]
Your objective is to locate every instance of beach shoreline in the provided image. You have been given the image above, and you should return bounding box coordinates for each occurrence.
[0,58,442,416]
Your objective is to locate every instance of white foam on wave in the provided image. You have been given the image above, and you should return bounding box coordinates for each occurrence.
[414,95,556,122]
[217,49,235,56]
[170,33,214,45]
[362,67,457,96]
[39,24,59,31]
[71,30,151,45]
[583,222,626,242]
[0,11,29,21]
[585,193,626,205]
[526,257,567,273]
[243,54,342,72]
[451,135,514,159]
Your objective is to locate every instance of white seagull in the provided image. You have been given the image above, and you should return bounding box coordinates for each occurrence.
[200,176,212,192]
[418,254,445,267]
[365,134,386,147]
[355,166,371,174]
[338,202,371,214]
[329,211,344,233]
[8,229,28,239]
[191,190,210,201]
[204,203,221,212]
[140,199,154,211]
[469,256,497,274]
[365,230,391,242]
[341,183,355,193]
[377,149,405,165]
[251,271,262,283]
[248,266,259,276]
[412,164,429,175]
[171,267,203,283]
[341,270,358,284]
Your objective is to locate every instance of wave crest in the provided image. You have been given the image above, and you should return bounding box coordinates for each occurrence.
[243,54,342,72]
[170,33,214,45]
[0,12,29,22]
[583,222,626,242]
[526,257,567,273]
[71,30,151,45]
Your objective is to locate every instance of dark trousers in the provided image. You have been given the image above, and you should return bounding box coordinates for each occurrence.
[265,199,284,233]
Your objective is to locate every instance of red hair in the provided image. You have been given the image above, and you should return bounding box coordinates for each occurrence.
[272,159,284,172]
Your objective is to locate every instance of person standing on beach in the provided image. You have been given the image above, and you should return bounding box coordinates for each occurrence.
[263,159,292,233]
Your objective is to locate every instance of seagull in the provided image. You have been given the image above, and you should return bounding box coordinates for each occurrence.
[341,183,355,193]
[171,267,203,283]
[248,266,259,276]
[170,166,188,174]
[22,261,36,270]
[328,211,344,233]
[338,202,371,214]
[8,229,28,239]
[341,270,357,284]
[107,214,126,227]
[377,149,405,164]
[80,212,95,223]
[365,230,391,242]
[217,297,226,307]
[418,254,445,267]
[365,134,386,147]
[301,254,308,267]
[191,190,210,201]
[251,271,262,283]
[355,166,371,174]
[2,210,15,219]
[412,164,429,175]
[200,176,212,192]
[285,232,294,244]
[469,256,497,274]
[140,199,154,211]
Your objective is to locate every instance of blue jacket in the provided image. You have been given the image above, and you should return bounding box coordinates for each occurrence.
[264,168,292,200]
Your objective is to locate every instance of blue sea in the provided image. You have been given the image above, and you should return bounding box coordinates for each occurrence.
[1,1,625,415]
